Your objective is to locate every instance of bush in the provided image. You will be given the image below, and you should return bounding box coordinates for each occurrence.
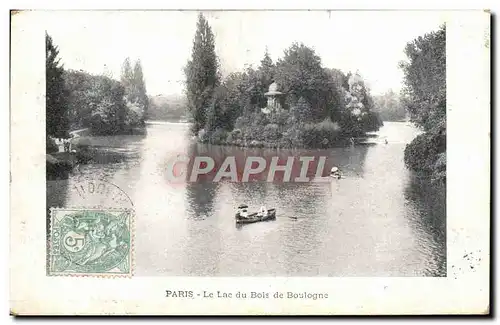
[251,111,269,127]
[209,128,228,144]
[280,125,303,148]
[432,152,446,183]
[301,118,340,148]
[234,116,250,130]
[404,131,445,174]
[263,123,280,141]
[227,128,242,143]
[244,125,265,141]
[268,110,291,126]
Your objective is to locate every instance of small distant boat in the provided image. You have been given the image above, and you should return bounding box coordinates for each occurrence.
[235,204,276,224]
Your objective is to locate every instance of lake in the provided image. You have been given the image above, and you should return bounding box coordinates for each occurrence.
[47,121,446,276]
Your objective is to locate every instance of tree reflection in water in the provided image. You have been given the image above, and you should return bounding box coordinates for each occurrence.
[404,174,446,276]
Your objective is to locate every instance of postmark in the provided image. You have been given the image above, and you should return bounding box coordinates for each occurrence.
[67,178,135,209]
[49,208,133,277]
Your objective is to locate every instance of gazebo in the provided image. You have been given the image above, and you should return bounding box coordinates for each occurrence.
[263,82,284,113]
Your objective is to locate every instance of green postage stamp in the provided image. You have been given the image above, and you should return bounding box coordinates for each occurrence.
[48,208,133,277]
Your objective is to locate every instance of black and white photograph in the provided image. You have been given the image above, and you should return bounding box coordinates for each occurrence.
[9,8,490,315]
[43,10,447,277]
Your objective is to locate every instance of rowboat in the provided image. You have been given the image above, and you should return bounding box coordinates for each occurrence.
[235,206,276,224]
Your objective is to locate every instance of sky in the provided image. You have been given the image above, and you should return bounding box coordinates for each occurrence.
[45,10,445,96]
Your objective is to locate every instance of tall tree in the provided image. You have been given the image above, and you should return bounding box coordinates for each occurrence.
[120,58,148,124]
[400,25,446,181]
[185,13,220,134]
[133,60,149,119]
[259,48,274,84]
[121,57,133,84]
[120,57,133,97]
[400,25,446,131]
[46,32,69,138]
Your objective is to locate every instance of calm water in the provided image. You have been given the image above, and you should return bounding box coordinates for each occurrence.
[47,121,446,276]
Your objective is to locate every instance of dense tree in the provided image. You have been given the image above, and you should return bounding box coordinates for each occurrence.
[259,48,274,83]
[274,43,337,121]
[132,60,149,117]
[326,68,348,92]
[120,58,133,85]
[63,70,96,129]
[148,94,188,121]
[89,77,128,135]
[400,25,446,183]
[63,70,136,135]
[399,25,446,131]
[257,48,276,106]
[185,13,220,134]
[373,90,407,121]
[294,96,313,122]
[338,72,382,135]
[46,33,69,138]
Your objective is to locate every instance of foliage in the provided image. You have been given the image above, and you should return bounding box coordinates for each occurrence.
[63,70,94,129]
[64,70,129,135]
[226,128,242,144]
[88,77,128,135]
[209,128,229,144]
[399,25,446,131]
[362,111,384,132]
[259,48,275,87]
[274,43,341,122]
[125,101,144,127]
[182,19,382,148]
[46,36,150,138]
[121,58,149,124]
[404,130,445,173]
[337,73,383,136]
[46,33,69,138]
[294,97,314,122]
[432,152,446,183]
[301,118,341,148]
[373,89,407,121]
[185,13,220,134]
[148,94,188,121]
[400,25,446,182]
[46,136,59,153]
[280,125,304,148]
[263,123,280,141]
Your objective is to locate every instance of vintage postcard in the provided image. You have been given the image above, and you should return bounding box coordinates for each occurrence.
[10,9,490,315]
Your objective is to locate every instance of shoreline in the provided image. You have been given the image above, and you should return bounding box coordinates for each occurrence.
[194,136,373,150]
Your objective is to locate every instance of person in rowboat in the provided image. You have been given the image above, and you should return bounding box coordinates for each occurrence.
[330,166,341,179]
[258,206,268,218]
[237,204,249,219]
